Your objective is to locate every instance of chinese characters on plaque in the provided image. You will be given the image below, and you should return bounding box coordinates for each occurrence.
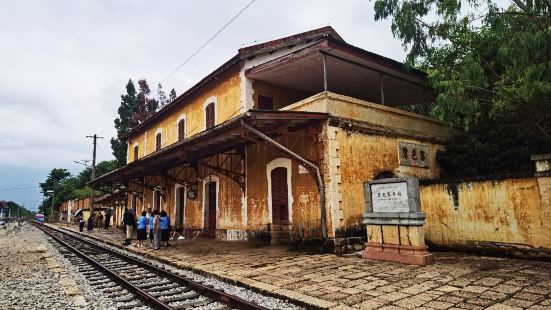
[398,142,429,168]
[370,182,409,213]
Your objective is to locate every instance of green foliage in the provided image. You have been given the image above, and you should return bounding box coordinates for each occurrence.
[37,161,117,218]
[169,88,177,102]
[111,79,138,166]
[374,0,551,175]
[1,201,34,218]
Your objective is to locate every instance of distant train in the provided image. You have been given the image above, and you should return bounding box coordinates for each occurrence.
[35,214,45,222]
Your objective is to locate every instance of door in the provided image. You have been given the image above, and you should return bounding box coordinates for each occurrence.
[271,167,289,242]
[207,182,217,238]
[177,187,185,230]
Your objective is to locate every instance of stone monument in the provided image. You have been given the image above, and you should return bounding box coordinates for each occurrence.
[362,177,434,265]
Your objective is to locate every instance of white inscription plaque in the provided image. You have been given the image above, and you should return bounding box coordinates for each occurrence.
[371,182,409,213]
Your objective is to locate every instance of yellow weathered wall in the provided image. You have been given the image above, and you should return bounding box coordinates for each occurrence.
[128,156,245,234]
[336,131,443,229]
[127,68,242,162]
[246,131,321,237]
[282,91,453,142]
[420,177,551,249]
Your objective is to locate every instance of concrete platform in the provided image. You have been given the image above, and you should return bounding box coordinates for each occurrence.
[52,223,551,310]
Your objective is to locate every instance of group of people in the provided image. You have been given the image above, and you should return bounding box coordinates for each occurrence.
[123,208,171,250]
[77,208,112,232]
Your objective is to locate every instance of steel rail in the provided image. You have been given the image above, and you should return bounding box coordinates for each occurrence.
[33,222,269,310]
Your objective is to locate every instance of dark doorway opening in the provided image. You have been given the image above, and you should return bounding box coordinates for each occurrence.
[271,167,289,242]
[177,187,185,230]
[205,182,217,238]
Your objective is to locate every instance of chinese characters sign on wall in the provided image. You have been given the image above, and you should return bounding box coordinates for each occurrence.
[398,142,429,168]
[371,182,409,213]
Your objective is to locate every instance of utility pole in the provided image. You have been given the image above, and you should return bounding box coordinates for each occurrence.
[86,134,104,215]
[50,181,57,223]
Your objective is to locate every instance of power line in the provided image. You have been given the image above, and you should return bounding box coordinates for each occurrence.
[0,186,39,191]
[162,0,256,83]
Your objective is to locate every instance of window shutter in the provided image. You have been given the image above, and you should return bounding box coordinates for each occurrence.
[206,103,215,129]
[134,145,138,160]
[178,119,185,141]
[156,133,161,151]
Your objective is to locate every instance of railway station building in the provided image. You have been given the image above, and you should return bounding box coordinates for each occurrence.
[91,27,453,245]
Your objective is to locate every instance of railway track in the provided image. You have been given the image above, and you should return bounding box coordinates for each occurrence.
[33,222,270,310]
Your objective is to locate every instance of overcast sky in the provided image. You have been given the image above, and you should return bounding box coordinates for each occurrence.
[0,0,412,211]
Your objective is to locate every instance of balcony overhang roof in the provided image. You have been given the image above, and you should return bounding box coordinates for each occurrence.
[90,110,328,187]
[246,38,434,107]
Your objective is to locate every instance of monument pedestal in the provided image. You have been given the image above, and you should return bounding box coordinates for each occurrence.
[362,224,434,265]
[361,178,435,266]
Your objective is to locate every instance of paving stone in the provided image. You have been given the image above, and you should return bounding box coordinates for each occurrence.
[478,290,508,301]
[453,302,484,309]
[435,285,461,293]
[485,304,522,310]
[341,287,362,295]
[462,286,489,293]
[377,285,400,293]
[378,292,410,302]
[393,297,426,309]
[492,284,523,294]
[502,298,535,308]
[464,297,495,307]
[473,277,504,287]
[436,295,464,304]
[512,291,544,302]
[341,293,372,306]
[522,286,551,295]
[424,300,455,309]
[358,299,388,309]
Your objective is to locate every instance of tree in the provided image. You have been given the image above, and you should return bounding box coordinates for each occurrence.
[1,201,35,219]
[39,168,72,219]
[169,88,177,103]
[157,83,168,108]
[111,79,138,166]
[374,0,551,175]
[132,79,159,124]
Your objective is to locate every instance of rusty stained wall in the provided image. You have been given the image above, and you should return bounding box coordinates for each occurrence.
[246,131,321,237]
[127,67,242,162]
[251,81,310,110]
[127,156,245,232]
[336,129,444,229]
[420,177,551,249]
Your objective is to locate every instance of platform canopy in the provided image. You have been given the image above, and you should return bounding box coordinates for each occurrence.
[90,110,328,187]
[246,39,434,107]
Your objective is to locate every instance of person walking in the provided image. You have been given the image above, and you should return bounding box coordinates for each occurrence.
[78,214,85,232]
[136,211,147,248]
[160,210,171,247]
[123,208,135,244]
[104,207,112,230]
[152,209,161,250]
[87,213,95,231]
[97,212,104,230]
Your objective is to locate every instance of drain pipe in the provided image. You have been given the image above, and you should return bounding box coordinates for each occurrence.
[241,120,327,239]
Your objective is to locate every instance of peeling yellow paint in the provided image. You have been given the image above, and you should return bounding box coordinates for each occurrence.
[421,177,551,249]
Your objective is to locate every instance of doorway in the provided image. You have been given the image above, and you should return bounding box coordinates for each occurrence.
[271,167,289,225]
[176,187,185,230]
[203,180,218,238]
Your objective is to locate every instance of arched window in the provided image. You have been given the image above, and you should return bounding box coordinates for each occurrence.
[155,133,162,151]
[205,102,215,129]
[133,145,139,161]
[177,119,185,141]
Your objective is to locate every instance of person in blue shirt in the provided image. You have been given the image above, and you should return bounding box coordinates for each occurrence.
[136,211,148,248]
[160,210,171,247]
